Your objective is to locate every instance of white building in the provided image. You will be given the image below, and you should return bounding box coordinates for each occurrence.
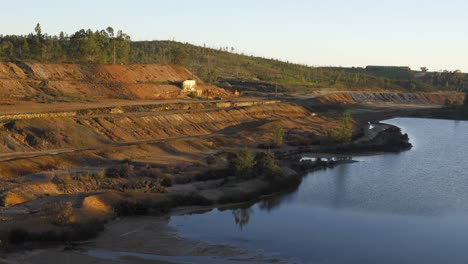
[182,80,197,92]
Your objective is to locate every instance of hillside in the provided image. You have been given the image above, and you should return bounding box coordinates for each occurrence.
[0,62,232,102]
[130,41,468,93]
[1,25,466,94]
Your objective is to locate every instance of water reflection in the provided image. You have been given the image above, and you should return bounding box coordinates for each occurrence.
[232,207,252,230]
[333,163,348,209]
[170,118,468,264]
[258,195,283,212]
[227,156,354,229]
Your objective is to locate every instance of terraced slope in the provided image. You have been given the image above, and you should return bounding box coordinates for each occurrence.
[0,62,232,101]
[316,91,464,105]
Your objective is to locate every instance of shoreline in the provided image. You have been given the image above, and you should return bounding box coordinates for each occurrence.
[1,120,414,264]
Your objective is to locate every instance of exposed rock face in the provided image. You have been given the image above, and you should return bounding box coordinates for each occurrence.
[317,91,464,105]
[0,101,298,153]
[0,62,233,100]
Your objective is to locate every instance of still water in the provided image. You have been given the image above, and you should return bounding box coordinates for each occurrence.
[170,118,468,264]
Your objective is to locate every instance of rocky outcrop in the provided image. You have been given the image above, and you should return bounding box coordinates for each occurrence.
[319,124,412,153]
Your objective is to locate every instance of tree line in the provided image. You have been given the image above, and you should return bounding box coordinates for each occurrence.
[0,24,131,64]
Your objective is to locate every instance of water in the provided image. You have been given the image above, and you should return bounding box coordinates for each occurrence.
[87,249,271,264]
[170,118,468,264]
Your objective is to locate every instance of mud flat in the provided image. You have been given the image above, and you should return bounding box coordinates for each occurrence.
[6,216,274,264]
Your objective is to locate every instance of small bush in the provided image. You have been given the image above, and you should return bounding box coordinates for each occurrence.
[273,127,285,147]
[52,174,73,185]
[230,146,255,178]
[105,163,135,178]
[333,110,353,143]
[160,174,173,187]
[44,131,66,147]
[93,170,107,180]
[45,201,73,226]
[25,134,39,146]
[254,152,283,179]
[153,182,167,193]
[138,166,163,179]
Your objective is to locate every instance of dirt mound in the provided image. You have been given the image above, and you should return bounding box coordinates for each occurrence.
[0,62,233,100]
[91,64,198,83]
[81,195,114,216]
[1,182,61,207]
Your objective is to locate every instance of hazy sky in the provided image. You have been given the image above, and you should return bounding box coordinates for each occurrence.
[2,0,468,71]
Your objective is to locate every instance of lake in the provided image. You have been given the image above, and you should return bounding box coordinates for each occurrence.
[170,118,468,264]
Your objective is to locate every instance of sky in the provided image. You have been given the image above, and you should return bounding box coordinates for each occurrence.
[2,0,468,72]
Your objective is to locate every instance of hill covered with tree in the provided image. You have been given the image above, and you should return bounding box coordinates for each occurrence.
[1,24,467,93]
[129,41,468,93]
[0,24,130,65]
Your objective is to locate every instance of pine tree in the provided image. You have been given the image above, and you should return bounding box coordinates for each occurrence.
[334,110,353,143]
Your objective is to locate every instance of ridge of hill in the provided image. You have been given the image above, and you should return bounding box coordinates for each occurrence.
[130,41,468,93]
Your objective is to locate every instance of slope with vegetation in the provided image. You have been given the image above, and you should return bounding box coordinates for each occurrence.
[130,41,468,93]
[1,24,467,94]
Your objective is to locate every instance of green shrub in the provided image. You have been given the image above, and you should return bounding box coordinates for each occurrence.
[231,146,255,178]
[334,110,353,143]
[254,151,283,179]
[273,127,285,147]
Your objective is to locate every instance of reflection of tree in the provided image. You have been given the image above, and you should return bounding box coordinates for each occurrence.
[258,196,283,212]
[232,208,252,230]
[333,162,349,209]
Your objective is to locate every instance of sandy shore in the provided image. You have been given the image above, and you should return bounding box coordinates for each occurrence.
[3,214,291,264]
